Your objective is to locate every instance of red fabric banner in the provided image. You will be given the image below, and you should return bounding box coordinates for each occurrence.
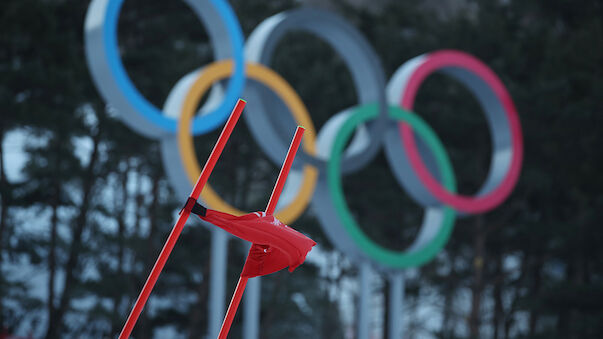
[198,210,315,277]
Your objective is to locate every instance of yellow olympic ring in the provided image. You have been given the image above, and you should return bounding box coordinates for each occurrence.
[177,60,319,224]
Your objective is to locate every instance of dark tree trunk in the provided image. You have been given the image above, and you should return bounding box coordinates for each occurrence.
[45,131,100,339]
[187,257,211,339]
[505,253,529,339]
[111,165,130,336]
[493,246,504,339]
[528,256,543,337]
[135,169,162,339]
[0,127,5,260]
[556,260,573,338]
[261,272,287,337]
[45,182,60,338]
[469,216,486,339]
[127,167,144,303]
[441,249,457,338]
[45,137,63,339]
[0,126,5,328]
[383,278,390,339]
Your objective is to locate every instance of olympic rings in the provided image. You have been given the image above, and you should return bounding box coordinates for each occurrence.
[387,50,523,213]
[84,0,245,138]
[325,104,456,268]
[85,3,523,269]
[176,60,318,225]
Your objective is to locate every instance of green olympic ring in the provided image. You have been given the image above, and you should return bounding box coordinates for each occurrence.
[327,104,457,268]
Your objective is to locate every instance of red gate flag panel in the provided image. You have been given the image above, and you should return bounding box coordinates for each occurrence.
[196,209,316,278]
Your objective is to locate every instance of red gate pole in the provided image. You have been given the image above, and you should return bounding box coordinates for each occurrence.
[217,126,305,339]
[119,99,247,339]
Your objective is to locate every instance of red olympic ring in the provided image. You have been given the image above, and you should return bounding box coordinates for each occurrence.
[397,50,523,213]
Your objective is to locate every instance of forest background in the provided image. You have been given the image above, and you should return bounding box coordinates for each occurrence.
[1,0,602,338]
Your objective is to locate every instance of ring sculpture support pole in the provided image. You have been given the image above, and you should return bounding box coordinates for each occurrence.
[119,99,247,339]
[358,262,372,339]
[388,272,405,339]
[208,228,229,339]
[243,257,261,339]
[218,126,306,339]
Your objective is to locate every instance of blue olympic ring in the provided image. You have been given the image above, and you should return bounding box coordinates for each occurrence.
[102,0,245,135]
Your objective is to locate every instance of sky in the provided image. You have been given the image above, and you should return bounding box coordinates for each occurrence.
[3,129,27,182]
